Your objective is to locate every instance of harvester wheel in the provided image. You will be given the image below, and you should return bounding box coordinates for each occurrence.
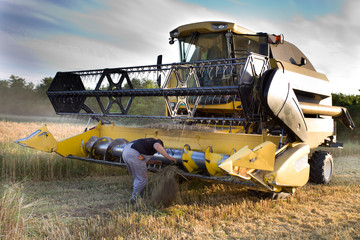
[308,151,334,184]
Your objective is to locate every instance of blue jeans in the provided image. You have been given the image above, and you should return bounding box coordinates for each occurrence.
[122,143,151,201]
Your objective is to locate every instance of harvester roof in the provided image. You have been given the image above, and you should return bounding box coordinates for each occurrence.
[171,21,318,72]
[170,21,255,38]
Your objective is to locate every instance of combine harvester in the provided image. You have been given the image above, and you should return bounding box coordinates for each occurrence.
[16,22,354,198]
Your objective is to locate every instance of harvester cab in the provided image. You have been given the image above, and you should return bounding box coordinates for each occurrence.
[16,21,354,198]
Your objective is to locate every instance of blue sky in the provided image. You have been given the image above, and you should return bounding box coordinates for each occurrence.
[182,0,343,20]
[0,0,359,94]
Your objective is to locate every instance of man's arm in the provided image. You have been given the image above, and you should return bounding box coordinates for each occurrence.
[153,142,177,163]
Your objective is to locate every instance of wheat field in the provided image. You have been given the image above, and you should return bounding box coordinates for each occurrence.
[0,120,359,239]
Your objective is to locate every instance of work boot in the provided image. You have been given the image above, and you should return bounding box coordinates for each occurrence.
[130,197,137,205]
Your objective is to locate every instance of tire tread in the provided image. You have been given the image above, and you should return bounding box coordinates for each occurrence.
[308,150,333,184]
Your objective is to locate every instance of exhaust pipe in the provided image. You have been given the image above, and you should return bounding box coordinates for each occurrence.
[299,102,355,129]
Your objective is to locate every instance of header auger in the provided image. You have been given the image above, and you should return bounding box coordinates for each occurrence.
[16,21,354,198]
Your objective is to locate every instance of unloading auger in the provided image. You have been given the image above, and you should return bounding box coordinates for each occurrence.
[15,21,354,198]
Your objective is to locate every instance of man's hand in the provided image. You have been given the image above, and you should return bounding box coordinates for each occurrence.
[168,156,177,164]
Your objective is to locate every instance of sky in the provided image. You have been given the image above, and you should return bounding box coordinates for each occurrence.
[0,0,359,94]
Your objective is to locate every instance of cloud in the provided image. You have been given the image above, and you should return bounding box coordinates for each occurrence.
[0,0,359,94]
[225,0,360,94]
[0,0,231,83]
[274,0,360,94]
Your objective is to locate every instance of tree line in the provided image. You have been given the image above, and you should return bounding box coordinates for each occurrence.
[0,75,54,115]
[0,75,165,117]
[0,75,358,140]
[332,93,360,140]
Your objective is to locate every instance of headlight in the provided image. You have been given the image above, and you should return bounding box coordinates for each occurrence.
[212,24,228,31]
[170,30,179,37]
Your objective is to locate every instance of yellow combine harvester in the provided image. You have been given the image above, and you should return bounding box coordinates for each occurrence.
[16,22,354,198]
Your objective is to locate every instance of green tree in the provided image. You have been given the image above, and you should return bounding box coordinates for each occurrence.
[0,80,9,89]
[9,75,27,90]
[35,77,53,97]
[0,75,55,116]
[125,78,165,116]
[332,93,360,141]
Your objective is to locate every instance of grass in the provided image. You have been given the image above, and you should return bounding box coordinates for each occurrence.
[2,176,359,239]
[330,141,360,157]
[0,120,359,239]
[0,183,28,239]
[0,121,125,181]
[0,114,59,123]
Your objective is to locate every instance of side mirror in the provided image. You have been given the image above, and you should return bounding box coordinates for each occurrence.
[156,55,163,88]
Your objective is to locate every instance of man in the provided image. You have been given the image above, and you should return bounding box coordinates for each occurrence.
[122,138,176,203]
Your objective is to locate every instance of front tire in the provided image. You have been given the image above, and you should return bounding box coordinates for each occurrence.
[308,151,334,184]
